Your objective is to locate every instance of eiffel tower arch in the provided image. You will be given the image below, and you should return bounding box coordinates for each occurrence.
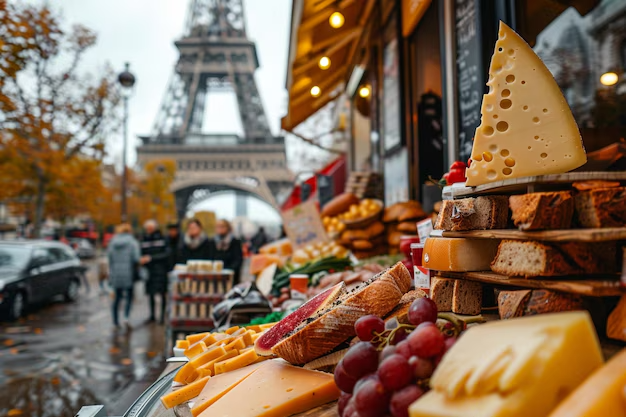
[137,0,293,221]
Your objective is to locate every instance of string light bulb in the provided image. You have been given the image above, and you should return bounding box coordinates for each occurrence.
[318,56,331,70]
[310,85,321,97]
[329,12,345,28]
[358,85,371,98]
[600,72,618,86]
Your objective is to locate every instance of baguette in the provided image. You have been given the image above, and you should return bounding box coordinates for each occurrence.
[272,262,412,364]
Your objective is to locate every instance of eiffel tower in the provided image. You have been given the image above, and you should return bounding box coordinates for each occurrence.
[137,0,293,220]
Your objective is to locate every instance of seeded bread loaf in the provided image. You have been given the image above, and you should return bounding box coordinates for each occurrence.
[434,196,509,231]
[491,240,617,277]
[574,187,626,228]
[452,280,483,315]
[430,276,455,312]
[509,191,574,230]
[271,262,412,364]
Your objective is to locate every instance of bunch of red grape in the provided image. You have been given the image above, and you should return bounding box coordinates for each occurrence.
[334,298,458,417]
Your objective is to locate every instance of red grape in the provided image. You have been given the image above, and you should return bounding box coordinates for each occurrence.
[386,318,398,330]
[408,325,444,358]
[378,354,412,391]
[354,375,391,417]
[416,321,436,330]
[395,340,412,359]
[343,342,379,378]
[390,327,408,344]
[389,385,426,417]
[353,373,378,394]
[355,315,385,341]
[444,336,457,352]
[338,392,352,416]
[408,298,438,326]
[380,345,397,362]
[408,356,434,380]
[342,397,357,417]
[335,361,358,393]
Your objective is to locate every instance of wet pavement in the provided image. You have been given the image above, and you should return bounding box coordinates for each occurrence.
[0,258,167,417]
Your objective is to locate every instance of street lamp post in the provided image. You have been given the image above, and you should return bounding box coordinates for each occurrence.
[117,63,136,223]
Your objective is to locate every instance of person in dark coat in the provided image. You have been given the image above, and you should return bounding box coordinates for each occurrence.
[166,223,181,269]
[179,219,211,263]
[209,219,244,285]
[107,223,140,328]
[250,226,269,254]
[140,220,170,324]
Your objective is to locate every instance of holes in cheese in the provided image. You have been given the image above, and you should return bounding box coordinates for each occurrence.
[214,348,259,375]
[161,376,210,409]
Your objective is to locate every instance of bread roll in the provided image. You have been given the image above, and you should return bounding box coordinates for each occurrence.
[321,193,360,217]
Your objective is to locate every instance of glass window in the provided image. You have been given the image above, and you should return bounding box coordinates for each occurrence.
[48,247,73,262]
[32,248,53,266]
[0,246,31,269]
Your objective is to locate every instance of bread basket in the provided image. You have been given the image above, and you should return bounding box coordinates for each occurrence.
[341,200,384,230]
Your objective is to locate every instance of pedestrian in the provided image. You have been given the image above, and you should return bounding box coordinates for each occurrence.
[166,222,181,269]
[179,219,211,264]
[209,219,244,285]
[107,223,140,328]
[140,220,171,324]
[250,226,269,254]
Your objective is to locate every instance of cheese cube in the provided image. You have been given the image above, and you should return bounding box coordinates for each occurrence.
[240,330,255,347]
[465,22,586,187]
[174,362,199,385]
[184,341,207,359]
[223,337,246,352]
[409,311,603,417]
[214,348,258,375]
[422,238,500,272]
[549,349,626,417]
[175,340,190,349]
[202,360,340,417]
[196,350,239,376]
[189,346,227,369]
[161,376,210,409]
[224,326,240,335]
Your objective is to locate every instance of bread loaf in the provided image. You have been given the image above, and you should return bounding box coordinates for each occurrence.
[352,239,373,250]
[574,187,626,228]
[366,221,385,238]
[497,290,532,319]
[498,289,583,319]
[509,191,574,230]
[452,280,482,315]
[572,181,620,191]
[434,196,509,231]
[383,201,423,223]
[321,193,360,217]
[491,240,617,277]
[271,262,412,364]
[397,221,418,233]
[398,206,427,222]
[430,276,454,312]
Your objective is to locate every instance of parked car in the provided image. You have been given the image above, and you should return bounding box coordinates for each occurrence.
[0,240,85,320]
[68,238,95,259]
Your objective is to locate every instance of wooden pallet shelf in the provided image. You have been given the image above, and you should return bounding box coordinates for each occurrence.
[434,227,626,242]
[437,271,625,297]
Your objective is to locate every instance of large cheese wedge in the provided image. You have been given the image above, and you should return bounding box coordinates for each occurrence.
[199,360,341,417]
[409,311,603,417]
[190,361,266,417]
[161,376,210,409]
[465,22,586,187]
[422,237,500,272]
[549,349,626,417]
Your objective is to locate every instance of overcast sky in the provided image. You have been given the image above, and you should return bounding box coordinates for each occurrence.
[46,0,292,165]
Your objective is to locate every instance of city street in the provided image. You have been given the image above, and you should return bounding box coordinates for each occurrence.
[0,259,167,417]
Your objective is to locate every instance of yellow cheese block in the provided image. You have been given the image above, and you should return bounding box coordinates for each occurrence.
[197,350,239,376]
[200,333,217,346]
[422,238,500,272]
[246,325,263,332]
[190,362,266,417]
[184,341,207,359]
[241,330,255,346]
[174,362,199,385]
[224,326,240,335]
[465,22,586,187]
[224,337,246,352]
[187,332,210,345]
[189,346,228,369]
[207,336,234,349]
[251,332,264,343]
[197,368,212,379]
[409,311,603,417]
[176,340,190,349]
[161,376,210,409]
[200,360,341,417]
[549,349,626,417]
[214,348,259,375]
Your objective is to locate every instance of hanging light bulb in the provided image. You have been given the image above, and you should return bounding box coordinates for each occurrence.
[310,86,321,97]
[318,56,331,70]
[329,12,345,29]
[600,72,618,86]
[358,85,371,98]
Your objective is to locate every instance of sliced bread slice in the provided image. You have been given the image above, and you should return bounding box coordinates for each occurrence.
[452,280,482,315]
[434,196,509,231]
[430,276,454,312]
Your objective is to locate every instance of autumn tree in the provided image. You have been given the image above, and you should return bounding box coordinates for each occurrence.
[129,159,177,227]
[0,1,120,236]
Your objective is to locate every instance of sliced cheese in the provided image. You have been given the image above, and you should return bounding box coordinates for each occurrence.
[187,332,210,345]
[246,325,263,333]
[465,22,586,187]
[214,348,259,375]
[174,362,199,385]
[224,326,240,335]
[241,330,255,346]
[190,362,266,417]
[176,340,190,349]
[549,349,626,417]
[189,346,228,369]
[161,376,210,409]
[200,360,340,417]
[200,333,217,346]
[223,337,246,352]
[196,350,239,376]
[259,322,277,330]
[184,341,207,359]
[409,311,603,417]
[422,237,500,272]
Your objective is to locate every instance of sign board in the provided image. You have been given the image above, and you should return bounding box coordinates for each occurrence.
[402,0,432,36]
[281,200,329,250]
[383,35,401,153]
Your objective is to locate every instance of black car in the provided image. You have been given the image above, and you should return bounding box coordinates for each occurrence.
[0,241,85,320]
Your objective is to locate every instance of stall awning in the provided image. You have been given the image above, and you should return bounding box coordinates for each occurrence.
[281,0,375,132]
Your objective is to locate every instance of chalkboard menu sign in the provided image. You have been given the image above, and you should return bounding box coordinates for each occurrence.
[455,0,484,161]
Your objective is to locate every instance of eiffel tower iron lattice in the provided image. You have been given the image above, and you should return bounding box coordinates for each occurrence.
[137,0,293,220]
